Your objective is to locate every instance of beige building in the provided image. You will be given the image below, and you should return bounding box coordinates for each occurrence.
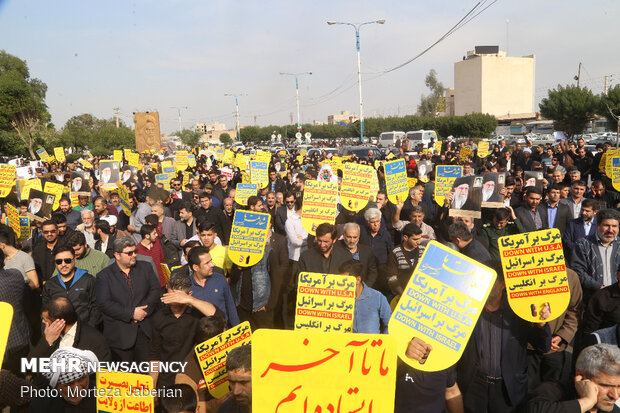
[194,122,237,142]
[327,110,359,125]
[454,46,535,118]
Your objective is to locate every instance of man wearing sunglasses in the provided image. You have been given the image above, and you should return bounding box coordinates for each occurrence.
[33,220,60,286]
[41,245,100,328]
[95,236,161,362]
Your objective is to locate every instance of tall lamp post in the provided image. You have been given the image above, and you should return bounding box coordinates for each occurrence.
[280,72,312,132]
[170,106,188,132]
[224,93,246,141]
[327,19,385,142]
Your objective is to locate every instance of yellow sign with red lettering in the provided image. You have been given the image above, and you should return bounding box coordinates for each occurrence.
[340,163,374,212]
[499,228,569,323]
[384,159,409,205]
[300,180,338,235]
[44,181,65,211]
[96,371,154,412]
[0,164,16,197]
[477,141,489,158]
[228,211,271,267]
[252,329,397,412]
[0,303,13,369]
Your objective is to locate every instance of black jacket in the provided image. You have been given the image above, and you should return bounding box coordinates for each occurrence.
[41,269,101,327]
[335,240,378,287]
[194,206,230,245]
[29,319,111,362]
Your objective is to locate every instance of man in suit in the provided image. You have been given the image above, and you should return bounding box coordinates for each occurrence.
[457,267,551,412]
[274,193,296,235]
[335,222,378,287]
[559,180,587,220]
[515,187,549,232]
[544,184,571,234]
[95,236,160,362]
[563,198,598,255]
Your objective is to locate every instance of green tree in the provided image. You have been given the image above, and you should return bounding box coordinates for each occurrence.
[539,85,599,136]
[173,129,203,148]
[417,69,445,117]
[0,50,51,158]
[219,132,233,145]
[599,85,620,132]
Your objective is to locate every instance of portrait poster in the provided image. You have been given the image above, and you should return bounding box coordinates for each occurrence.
[98,160,120,188]
[524,171,544,192]
[480,172,505,208]
[28,189,55,220]
[434,165,462,208]
[70,172,90,195]
[448,175,482,219]
[417,160,432,183]
[134,112,161,153]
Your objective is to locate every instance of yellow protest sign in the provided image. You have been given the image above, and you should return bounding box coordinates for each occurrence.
[499,228,570,323]
[459,145,472,159]
[301,180,338,235]
[300,148,307,156]
[234,183,257,206]
[256,150,271,164]
[222,149,234,165]
[79,159,93,169]
[612,157,620,192]
[0,164,16,197]
[6,203,19,236]
[155,173,171,190]
[126,152,140,168]
[0,302,13,368]
[385,152,395,160]
[188,154,197,167]
[250,161,269,189]
[176,150,189,171]
[295,272,356,332]
[253,329,397,412]
[340,163,374,212]
[434,140,442,154]
[115,185,132,216]
[234,153,246,170]
[477,141,489,158]
[407,177,418,189]
[389,241,496,371]
[114,150,123,163]
[36,147,50,161]
[606,149,620,178]
[44,181,66,211]
[434,165,462,207]
[161,160,172,169]
[96,371,154,412]
[19,216,30,240]
[19,178,42,200]
[228,211,270,267]
[195,322,251,398]
[53,147,66,163]
[384,158,409,204]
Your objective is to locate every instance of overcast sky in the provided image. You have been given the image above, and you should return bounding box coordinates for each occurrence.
[1,0,618,134]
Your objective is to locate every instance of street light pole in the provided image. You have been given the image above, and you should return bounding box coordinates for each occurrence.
[280,72,312,131]
[328,19,385,142]
[170,106,188,132]
[224,94,246,141]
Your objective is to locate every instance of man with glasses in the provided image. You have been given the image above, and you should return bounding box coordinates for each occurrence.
[42,246,100,327]
[274,193,296,235]
[33,220,60,285]
[96,236,161,362]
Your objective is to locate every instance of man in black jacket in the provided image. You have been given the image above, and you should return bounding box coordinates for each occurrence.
[33,220,60,285]
[193,192,230,245]
[297,223,351,276]
[336,222,378,287]
[41,245,101,327]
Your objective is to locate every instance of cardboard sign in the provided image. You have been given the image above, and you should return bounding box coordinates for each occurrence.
[127,152,140,168]
[234,183,258,206]
[6,203,20,236]
[96,371,154,412]
[19,216,30,240]
[389,241,496,371]
[434,141,442,154]
[155,173,171,190]
[340,163,374,212]
[612,157,620,192]
[99,160,120,189]
[0,302,13,369]
[53,147,66,163]
[19,178,42,201]
[499,228,569,323]
[250,161,269,189]
[113,150,123,163]
[301,180,338,236]
[176,150,189,171]
[234,153,246,170]
[253,329,397,412]
[295,272,356,333]
[222,149,234,165]
[434,166,461,208]
[459,145,472,159]
[79,159,93,169]
[194,322,252,399]
[384,158,409,205]
[36,147,50,161]
[43,181,66,211]
[115,185,132,216]
[0,164,16,197]
[256,150,271,164]
[407,177,418,189]
[228,211,271,267]
[188,154,197,167]
[605,150,620,178]
[477,141,489,158]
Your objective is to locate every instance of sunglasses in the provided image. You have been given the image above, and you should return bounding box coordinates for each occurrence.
[55,258,73,265]
[121,250,137,256]
[43,230,57,234]
[286,201,295,204]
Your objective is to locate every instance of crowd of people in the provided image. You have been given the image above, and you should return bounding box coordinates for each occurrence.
[2,135,620,412]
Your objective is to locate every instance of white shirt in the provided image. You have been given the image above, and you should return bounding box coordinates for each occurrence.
[285,213,308,261]
[59,323,77,348]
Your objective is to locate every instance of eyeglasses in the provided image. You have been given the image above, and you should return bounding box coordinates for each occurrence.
[286,201,295,204]
[55,258,73,265]
[42,230,57,234]
[121,250,137,256]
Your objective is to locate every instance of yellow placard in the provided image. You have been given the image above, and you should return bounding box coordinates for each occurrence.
[389,241,496,371]
[459,145,472,159]
[477,141,489,158]
[188,154,197,167]
[222,149,234,165]
[385,152,395,160]
[234,153,246,170]
[296,155,304,164]
[96,371,154,412]
[36,147,50,161]
[234,183,257,206]
[250,161,269,189]
[0,302,13,369]
[384,158,409,205]
[19,178,42,200]
[340,163,374,212]
[227,211,270,267]
[499,228,570,323]
[253,329,397,412]
[434,165,463,207]
[434,140,442,154]
[53,147,66,163]
[113,150,123,163]
[301,180,338,236]
[300,148,307,156]
[612,157,620,192]
[6,203,20,236]
[79,159,93,169]
[19,216,29,240]
[194,322,252,399]
[44,181,66,211]
[155,173,171,190]
[161,160,172,169]
[176,150,189,171]
[407,177,418,189]
[256,150,271,164]
[606,149,620,178]
[127,152,140,168]
[115,185,132,216]
[295,272,356,332]
[0,164,16,197]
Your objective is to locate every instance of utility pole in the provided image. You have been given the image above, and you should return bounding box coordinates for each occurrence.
[224,94,245,141]
[574,62,582,87]
[506,19,510,55]
[280,72,312,131]
[114,107,120,128]
[170,106,188,132]
[605,75,610,95]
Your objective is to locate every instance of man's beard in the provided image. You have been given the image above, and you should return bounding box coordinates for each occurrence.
[482,188,494,202]
[29,205,40,215]
[452,193,468,209]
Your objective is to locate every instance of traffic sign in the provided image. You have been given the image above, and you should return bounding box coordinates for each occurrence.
[295,132,302,139]
[305,132,311,139]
